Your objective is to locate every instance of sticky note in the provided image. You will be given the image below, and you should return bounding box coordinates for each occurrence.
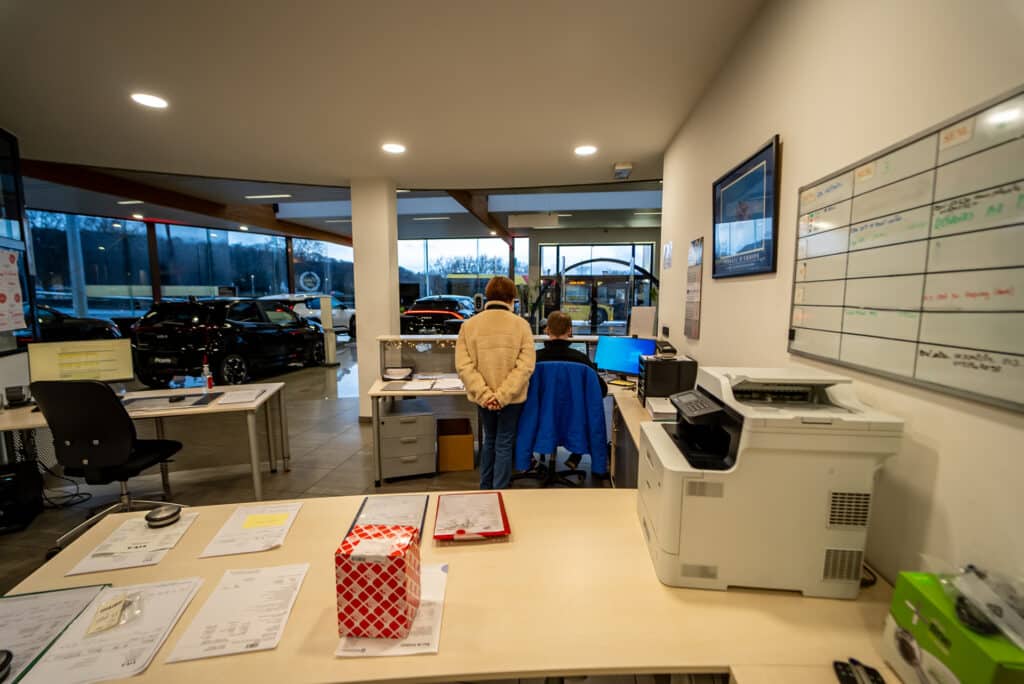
[243,513,290,529]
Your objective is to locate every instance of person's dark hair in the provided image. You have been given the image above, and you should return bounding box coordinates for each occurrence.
[545,310,572,336]
[484,276,516,303]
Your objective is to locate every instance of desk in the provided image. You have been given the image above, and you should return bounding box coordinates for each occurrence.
[0,383,288,501]
[608,386,651,488]
[11,489,896,683]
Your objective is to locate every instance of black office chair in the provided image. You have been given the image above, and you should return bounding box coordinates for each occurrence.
[30,380,184,552]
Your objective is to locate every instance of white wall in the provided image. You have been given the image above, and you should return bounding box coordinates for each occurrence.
[659,0,1024,580]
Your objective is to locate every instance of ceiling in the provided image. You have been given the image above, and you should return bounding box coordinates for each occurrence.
[0,0,764,189]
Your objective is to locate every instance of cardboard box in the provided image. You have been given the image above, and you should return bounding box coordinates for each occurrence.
[437,418,474,472]
[881,572,1024,683]
[335,524,421,639]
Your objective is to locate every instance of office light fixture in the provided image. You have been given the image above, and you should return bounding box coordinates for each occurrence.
[117,200,143,205]
[634,211,662,215]
[239,225,249,231]
[112,223,122,228]
[412,216,450,221]
[130,93,168,109]
[244,193,291,200]
[397,189,410,193]
[557,214,573,217]
[325,219,351,223]
[574,145,598,156]
[209,233,218,238]
[131,213,144,219]
[381,143,406,154]
[489,230,497,235]
[989,108,1021,125]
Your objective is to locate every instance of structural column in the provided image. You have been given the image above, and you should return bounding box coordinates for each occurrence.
[351,178,399,418]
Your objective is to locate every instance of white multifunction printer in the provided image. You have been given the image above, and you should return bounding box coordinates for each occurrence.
[637,366,904,600]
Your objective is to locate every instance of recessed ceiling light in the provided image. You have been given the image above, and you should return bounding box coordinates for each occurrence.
[325,219,351,223]
[381,143,406,154]
[130,92,168,109]
[131,213,144,219]
[244,193,292,200]
[557,213,573,217]
[117,200,143,205]
[412,216,450,221]
[635,211,661,215]
[574,145,598,157]
[111,222,122,228]
[239,225,249,231]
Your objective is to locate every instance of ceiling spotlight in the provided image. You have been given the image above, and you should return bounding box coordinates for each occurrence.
[325,219,351,223]
[112,222,122,228]
[130,93,168,109]
[381,143,406,154]
[239,225,249,231]
[131,213,144,219]
[244,194,291,200]
[412,216,450,221]
[117,199,143,205]
[574,145,598,157]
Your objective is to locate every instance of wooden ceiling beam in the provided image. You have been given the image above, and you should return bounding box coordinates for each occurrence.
[20,159,352,246]
[446,189,512,245]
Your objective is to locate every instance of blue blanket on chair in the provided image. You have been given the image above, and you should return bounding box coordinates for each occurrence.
[514,362,608,474]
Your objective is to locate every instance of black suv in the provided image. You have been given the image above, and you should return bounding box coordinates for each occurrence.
[15,304,121,348]
[131,299,325,387]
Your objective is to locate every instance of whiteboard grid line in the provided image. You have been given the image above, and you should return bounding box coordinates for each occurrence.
[913,139,942,378]
[793,326,1023,359]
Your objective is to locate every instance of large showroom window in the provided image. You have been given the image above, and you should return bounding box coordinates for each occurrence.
[292,239,354,306]
[397,237,527,306]
[156,225,287,298]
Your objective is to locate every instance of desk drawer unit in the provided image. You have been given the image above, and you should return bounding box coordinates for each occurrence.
[380,399,436,478]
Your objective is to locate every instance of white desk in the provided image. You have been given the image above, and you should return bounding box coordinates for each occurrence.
[10,489,897,683]
[0,383,289,500]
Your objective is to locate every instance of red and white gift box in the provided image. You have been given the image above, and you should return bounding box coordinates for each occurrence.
[335,524,422,639]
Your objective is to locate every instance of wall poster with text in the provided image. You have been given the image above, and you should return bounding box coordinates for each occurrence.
[685,237,703,339]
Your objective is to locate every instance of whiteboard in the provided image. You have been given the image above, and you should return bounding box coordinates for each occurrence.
[789,85,1024,411]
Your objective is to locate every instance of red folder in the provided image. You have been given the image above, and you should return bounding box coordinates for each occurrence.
[433,492,511,541]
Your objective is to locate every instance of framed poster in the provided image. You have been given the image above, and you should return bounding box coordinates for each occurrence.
[712,135,780,278]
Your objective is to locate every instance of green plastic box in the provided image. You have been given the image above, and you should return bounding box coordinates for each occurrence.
[881,572,1024,683]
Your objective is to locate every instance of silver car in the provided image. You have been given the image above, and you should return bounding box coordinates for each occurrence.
[258,294,355,337]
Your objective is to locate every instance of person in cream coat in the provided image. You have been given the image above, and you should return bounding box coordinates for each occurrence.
[455,276,535,489]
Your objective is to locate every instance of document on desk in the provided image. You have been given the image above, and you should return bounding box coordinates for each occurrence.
[0,584,106,683]
[166,563,309,663]
[400,380,434,391]
[431,377,464,392]
[352,494,428,534]
[67,512,199,576]
[217,389,265,405]
[335,564,448,658]
[434,492,510,540]
[21,578,202,684]
[200,502,302,558]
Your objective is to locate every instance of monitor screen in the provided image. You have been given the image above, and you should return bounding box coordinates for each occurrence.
[534,340,590,356]
[593,336,656,376]
[28,339,134,383]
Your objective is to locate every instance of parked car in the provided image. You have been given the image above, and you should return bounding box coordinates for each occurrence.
[15,304,121,348]
[131,299,325,387]
[400,295,477,335]
[259,294,356,338]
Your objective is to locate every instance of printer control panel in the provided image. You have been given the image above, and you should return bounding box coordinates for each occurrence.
[671,390,722,420]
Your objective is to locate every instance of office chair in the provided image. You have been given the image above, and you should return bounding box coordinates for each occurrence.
[512,362,608,488]
[30,380,184,554]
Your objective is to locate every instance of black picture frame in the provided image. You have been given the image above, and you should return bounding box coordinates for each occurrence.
[711,135,781,278]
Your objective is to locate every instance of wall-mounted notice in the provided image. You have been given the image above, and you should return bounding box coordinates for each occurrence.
[789,86,1024,411]
[0,249,25,332]
[685,237,703,339]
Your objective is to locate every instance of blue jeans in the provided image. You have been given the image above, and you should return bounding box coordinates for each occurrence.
[478,402,524,490]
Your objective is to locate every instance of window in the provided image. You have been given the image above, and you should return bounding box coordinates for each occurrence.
[292,239,353,299]
[262,304,299,326]
[227,302,262,323]
[398,237,521,302]
[157,225,287,299]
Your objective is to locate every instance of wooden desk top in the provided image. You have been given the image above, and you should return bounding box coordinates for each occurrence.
[11,489,895,683]
[0,382,283,432]
[609,385,650,445]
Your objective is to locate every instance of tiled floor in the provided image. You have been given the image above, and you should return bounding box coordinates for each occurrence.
[0,342,605,594]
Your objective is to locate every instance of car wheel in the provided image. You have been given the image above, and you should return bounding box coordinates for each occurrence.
[308,339,326,366]
[216,354,249,385]
[347,315,355,340]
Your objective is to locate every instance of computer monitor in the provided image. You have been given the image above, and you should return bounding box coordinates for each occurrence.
[28,339,134,383]
[593,336,657,377]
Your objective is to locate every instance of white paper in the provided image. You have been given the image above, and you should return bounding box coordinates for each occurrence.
[218,389,265,405]
[434,493,506,537]
[167,563,309,663]
[200,502,302,558]
[431,377,464,391]
[0,585,105,683]
[400,380,433,391]
[336,564,448,658]
[354,494,427,532]
[67,512,198,576]
[22,578,202,684]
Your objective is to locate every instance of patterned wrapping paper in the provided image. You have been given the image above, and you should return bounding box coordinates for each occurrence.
[335,524,421,639]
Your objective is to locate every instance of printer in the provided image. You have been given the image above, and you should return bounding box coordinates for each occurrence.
[637,366,903,599]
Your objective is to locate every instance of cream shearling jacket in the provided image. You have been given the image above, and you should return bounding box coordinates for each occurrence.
[455,302,535,408]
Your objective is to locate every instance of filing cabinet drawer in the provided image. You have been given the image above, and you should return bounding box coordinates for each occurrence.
[381,436,436,478]
[380,413,435,439]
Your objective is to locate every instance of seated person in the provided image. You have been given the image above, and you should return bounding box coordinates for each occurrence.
[533,310,607,472]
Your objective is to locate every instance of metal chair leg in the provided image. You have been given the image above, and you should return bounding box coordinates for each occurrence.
[55,501,125,548]
[131,499,181,509]
[160,461,172,499]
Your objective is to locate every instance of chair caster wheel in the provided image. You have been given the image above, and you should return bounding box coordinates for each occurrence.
[45,546,62,560]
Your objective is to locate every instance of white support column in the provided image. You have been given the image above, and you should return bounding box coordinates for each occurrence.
[351,178,399,418]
